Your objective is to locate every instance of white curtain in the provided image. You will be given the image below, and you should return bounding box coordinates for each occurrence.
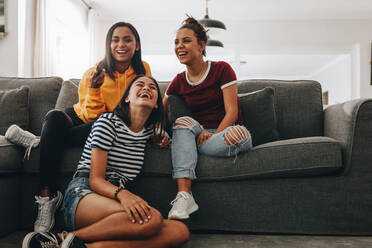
[33,0,49,77]
[33,0,89,78]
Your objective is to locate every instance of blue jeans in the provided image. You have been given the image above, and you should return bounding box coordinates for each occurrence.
[171,117,252,180]
[61,175,94,231]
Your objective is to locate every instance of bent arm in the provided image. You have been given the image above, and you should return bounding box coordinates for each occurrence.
[77,69,107,123]
[89,148,119,199]
[215,84,239,133]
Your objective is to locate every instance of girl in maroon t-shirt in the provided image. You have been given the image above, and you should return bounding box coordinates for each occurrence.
[163,17,253,220]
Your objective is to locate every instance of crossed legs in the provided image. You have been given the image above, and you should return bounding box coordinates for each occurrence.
[72,193,189,247]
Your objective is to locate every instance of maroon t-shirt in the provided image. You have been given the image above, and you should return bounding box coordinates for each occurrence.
[166,61,244,129]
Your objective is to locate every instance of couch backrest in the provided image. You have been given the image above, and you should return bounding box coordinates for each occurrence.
[63,79,323,139]
[0,77,63,135]
[237,79,323,139]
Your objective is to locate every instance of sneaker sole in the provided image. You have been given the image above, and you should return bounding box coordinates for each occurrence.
[168,203,199,220]
[34,191,63,232]
[22,232,37,248]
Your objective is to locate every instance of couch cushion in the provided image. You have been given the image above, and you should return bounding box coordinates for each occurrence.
[239,87,279,146]
[0,86,29,135]
[238,80,323,139]
[0,77,63,135]
[55,80,79,111]
[0,136,23,173]
[142,137,342,180]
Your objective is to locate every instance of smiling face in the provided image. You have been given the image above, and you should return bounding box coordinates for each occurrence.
[110,26,139,65]
[174,28,205,65]
[125,76,159,110]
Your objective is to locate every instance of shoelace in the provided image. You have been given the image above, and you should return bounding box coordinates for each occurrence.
[170,191,190,206]
[35,196,51,227]
[38,232,59,248]
[24,139,38,160]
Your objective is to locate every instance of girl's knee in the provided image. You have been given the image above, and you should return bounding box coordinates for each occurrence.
[169,221,190,246]
[173,116,197,129]
[140,208,164,237]
[45,109,66,120]
[224,125,251,146]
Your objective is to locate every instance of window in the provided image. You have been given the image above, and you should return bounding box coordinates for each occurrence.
[46,0,89,79]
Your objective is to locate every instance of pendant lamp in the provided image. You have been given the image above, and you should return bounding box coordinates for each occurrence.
[207,39,224,47]
[198,0,225,47]
[198,0,226,30]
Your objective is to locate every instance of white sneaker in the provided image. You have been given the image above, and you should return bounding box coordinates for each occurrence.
[34,191,63,232]
[168,191,199,220]
[5,124,40,160]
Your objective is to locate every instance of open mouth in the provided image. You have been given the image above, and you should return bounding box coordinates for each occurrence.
[116,50,128,55]
[138,92,152,99]
[177,51,187,57]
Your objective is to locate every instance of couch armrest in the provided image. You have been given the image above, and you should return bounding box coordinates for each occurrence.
[324,99,372,175]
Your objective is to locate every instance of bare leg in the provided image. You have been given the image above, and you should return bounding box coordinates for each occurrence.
[72,193,163,242]
[176,178,192,193]
[85,220,189,248]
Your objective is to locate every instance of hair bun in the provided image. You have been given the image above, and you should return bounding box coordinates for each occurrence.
[183,15,207,32]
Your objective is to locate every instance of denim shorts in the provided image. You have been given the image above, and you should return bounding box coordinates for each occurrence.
[61,176,94,231]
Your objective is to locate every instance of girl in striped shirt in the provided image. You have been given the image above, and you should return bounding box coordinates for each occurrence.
[23,75,189,248]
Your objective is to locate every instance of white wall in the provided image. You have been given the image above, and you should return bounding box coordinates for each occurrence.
[89,17,372,100]
[0,0,18,76]
[1,2,372,101]
[311,55,351,105]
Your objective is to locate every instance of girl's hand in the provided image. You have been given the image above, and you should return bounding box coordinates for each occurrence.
[158,135,170,148]
[117,190,152,224]
[197,130,213,147]
[89,67,105,88]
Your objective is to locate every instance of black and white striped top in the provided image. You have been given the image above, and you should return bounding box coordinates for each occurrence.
[76,113,154,187]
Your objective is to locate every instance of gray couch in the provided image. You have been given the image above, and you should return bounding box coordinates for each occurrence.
[0,76,371,238]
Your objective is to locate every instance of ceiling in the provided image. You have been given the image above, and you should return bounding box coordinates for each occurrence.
[86,0,372,21]
[84,0,371,79]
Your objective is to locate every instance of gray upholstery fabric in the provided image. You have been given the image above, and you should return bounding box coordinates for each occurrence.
[239,87,279,146]
[142,137,342,180]
[237,80,323,139]
[0,136,23,173]
[0,175,21,236]
[0,77,63,135]
[0,87,29,135]
[3,77,372,235]
[55,80,79,111]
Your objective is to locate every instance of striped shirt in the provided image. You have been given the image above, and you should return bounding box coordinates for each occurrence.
[76,112,154,187]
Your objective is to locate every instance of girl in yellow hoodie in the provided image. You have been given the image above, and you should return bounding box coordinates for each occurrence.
[6,21,151,233]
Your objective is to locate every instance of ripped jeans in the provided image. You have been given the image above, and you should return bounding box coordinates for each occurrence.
[171,116,253,180]
[61,175,94,231]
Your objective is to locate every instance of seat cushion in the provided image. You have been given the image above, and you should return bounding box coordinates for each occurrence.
[239,87,279,146]
[0,136,23,173]
[0,86,29,135]
[142,137,343,180]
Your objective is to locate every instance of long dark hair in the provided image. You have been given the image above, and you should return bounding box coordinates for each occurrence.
[113,75,165,134]
[100,22,146,79]
[179,16,208,56]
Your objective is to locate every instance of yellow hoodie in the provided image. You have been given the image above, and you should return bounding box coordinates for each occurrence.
[73,61,151,123]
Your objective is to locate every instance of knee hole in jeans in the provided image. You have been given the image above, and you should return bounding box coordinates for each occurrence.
[174,116,197,128]
[224,125,250,146]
